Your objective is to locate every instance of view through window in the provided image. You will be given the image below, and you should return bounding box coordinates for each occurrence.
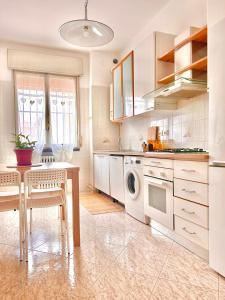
[15,72,78,148]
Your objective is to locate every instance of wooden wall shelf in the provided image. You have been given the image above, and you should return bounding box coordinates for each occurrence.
[158,26,207,63]
[158,56,207,84]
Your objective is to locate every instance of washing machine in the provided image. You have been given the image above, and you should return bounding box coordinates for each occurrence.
[124,156,148,224]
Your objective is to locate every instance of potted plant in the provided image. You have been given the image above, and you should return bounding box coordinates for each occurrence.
[11,133,37,166]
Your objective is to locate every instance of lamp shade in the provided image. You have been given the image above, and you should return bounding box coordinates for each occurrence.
[59,19,114,47]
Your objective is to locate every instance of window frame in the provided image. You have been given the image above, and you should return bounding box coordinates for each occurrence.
[14,70,81,150]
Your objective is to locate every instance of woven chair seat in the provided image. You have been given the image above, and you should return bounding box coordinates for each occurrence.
[27,187,64,208]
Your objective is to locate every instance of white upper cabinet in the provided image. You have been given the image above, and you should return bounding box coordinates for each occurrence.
[133,34,155,115]
[112,51,134,122]
[122,54,134,118]
[113,65,123,120]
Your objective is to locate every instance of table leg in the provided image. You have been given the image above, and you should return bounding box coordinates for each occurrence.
[61,183,65,220]
[72,169,80,246]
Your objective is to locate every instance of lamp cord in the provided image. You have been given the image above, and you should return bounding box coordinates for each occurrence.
[84,0,88,20]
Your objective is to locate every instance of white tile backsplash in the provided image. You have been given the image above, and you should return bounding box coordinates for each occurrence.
[120,93,209,151]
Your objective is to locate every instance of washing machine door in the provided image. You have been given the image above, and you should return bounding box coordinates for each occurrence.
[125,169,140,200]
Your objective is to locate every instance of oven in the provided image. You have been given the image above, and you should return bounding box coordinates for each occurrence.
[144,172,174,230]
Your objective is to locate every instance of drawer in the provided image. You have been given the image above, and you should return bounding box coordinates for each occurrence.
[174,178,208,206]
[174,197,208,228]
[175,216,208,249]
[143,158,173,169]
[143,165,173,181]
[174,160,208,183]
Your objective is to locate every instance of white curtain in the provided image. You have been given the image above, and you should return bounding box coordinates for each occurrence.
[49,75,79,162]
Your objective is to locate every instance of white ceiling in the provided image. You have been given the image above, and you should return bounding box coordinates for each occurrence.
[0,0,169,52]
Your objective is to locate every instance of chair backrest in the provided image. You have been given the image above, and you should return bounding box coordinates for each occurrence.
[24,169,67,191]
[0,171,21,187]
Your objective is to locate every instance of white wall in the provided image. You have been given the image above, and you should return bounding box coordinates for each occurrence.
[89,51,120,187]
[121,94,208,151]
[119,0,208,151]
[121,0,207,57]
[0,41,90,191]
[208,0,225,161]
[90,51,120,151]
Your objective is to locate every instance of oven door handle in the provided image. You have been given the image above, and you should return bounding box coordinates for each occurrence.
[144,177,167,188]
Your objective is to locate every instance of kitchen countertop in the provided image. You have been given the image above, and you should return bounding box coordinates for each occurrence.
[93,150,209,162]
[93,150,144,156]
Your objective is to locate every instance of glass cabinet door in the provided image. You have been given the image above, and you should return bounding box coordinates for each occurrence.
[122,53,134,117]
[113,66,123,120]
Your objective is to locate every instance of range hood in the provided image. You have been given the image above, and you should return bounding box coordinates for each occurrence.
[143,77,208,102]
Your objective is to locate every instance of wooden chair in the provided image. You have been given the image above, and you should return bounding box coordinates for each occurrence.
[24,169,70,261]
[0,171,23,261]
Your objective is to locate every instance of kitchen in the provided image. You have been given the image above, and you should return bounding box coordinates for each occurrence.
[0,0,225,298]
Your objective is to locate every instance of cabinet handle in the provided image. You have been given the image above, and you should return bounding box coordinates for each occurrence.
[151,161,161,164]
[148,170,153,174]
[181,169,196,172]
[181,208,195,215]
[160,172,166,177]
[182,188,196,194]
[182,227,196,235]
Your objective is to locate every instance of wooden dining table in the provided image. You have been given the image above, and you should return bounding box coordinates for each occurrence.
[0,162,80,247]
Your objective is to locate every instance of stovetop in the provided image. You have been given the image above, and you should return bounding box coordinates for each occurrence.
[150,148,207,153]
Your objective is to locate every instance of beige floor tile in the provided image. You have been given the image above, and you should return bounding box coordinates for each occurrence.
[94,265,157,299]
[0,192,221,299]
[219,291,225,300]
[128,232,173,255]
[152,278,218,300]
[116,247,165,277]
[160,254,219,290]
[219,275,225,291]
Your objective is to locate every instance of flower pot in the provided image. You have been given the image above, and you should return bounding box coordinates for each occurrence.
[14,149,33,166]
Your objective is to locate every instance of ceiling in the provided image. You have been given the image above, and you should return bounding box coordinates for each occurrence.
[0,0,169,52]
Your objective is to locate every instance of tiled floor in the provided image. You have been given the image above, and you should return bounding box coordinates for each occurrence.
[0,192,224,299]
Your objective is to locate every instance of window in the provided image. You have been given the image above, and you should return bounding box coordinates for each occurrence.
[15,72,79,148]
[49,76,77,146]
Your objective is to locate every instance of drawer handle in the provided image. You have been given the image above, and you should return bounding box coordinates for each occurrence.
[181,169,196,172]
[182,227,196,235]
[160,172,166,177]
[148,170,153,174]
[182,188,196,194]
[151,161,161,164]
[181,208,195,215]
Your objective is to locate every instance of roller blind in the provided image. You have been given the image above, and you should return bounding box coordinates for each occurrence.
[8,49,83,76]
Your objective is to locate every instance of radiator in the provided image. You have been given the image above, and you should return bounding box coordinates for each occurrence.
[41,156,55,163]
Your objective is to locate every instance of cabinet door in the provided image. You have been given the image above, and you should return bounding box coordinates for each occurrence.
[109,156,124,203]
[94,155,110,194]
[101,156,110,194]
[133,34,155,115]
[122,52,134,117]
[94,155,102,190]
[113,65,123,120]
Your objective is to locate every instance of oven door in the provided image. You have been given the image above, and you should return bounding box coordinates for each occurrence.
[144,176,174,230]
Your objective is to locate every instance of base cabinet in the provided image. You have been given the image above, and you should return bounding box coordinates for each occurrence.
[94,155,110,195]
[109,156,124,204]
